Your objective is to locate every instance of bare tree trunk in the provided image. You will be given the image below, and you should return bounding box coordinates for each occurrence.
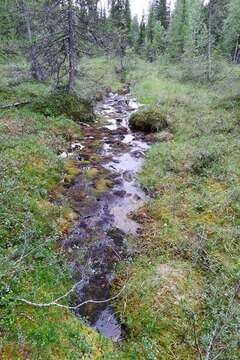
[207,0,212,81]
[233,36,240,64]
[18,0,44,81]
[67,0,76,93]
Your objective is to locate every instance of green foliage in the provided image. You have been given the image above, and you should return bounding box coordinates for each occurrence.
[211,0,230,45]
[223,0,240,58]
[153,0,169,29]
[167,0,207,59]
[167,0,189,58]
[32,91,95,123]
[136,15,146,56]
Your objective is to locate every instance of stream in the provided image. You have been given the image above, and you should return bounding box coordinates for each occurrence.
[61,92,152,342]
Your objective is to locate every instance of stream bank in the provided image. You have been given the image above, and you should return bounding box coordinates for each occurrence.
[60,92,153,341]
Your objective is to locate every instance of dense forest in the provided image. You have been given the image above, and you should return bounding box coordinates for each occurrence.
[0,0,239,359]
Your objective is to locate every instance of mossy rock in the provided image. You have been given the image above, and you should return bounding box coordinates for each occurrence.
[32,91,95,123]
[129,107,169,133]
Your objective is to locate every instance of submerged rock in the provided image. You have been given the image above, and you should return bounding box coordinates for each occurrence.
[113,189,127,197]
[131,150,145,159]
[123,171,133,182]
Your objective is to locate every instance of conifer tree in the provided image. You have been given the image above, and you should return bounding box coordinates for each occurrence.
[168,0,188,58]
[131,15,139,49]
[124,0,132,42]
[146,2,167,61]
[223,0,240,62]
[211,0,229,44]
[110,0,132,73]
[185,0,207,56]
[147,3,155,45]
[13,0,104,92]
[154,0,169,29]
[137,14,146,55]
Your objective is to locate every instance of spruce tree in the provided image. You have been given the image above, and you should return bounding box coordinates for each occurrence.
[124,0,132,42]
[223,0,240,62]
[185,0,207,56]
[147,3,156,45]
[168,0,188,58]
[131,15,139,50]
[154,0,169,29]
[13,0,105,91]
[110,0,132,72]
[211,0,229,44]
[152,21,166,56]
[137,14,146,56]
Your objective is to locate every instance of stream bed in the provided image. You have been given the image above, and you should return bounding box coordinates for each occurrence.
[61,92,152,341]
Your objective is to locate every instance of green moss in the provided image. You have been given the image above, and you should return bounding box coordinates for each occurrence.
[85,167,99,179]
[95,178,112,193]
[64,159,81,177]
[129,107,169,132]
[115,258,203,359]
[32,91,95,123]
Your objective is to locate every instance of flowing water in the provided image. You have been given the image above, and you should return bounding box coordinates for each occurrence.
[61,92,152,341]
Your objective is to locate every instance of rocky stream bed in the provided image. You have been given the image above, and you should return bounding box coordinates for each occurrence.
[60,92,153,342]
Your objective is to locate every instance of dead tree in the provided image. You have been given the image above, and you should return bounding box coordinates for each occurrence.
[15,0,45,81]
[11,0,107,92]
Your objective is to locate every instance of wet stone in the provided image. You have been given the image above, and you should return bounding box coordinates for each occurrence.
[107,228,126,247]
[113,190,127,197]
[113,178,123,186]
[112,158,120,164]
[123,170,134,182]
[131,150,145,159]
[78,154,90,161]
[133,194,142,201]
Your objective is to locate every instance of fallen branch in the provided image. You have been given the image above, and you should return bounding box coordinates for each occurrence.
[0,101,30,110]
[15,282,127,310]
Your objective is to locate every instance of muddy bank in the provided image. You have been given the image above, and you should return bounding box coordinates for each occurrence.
[60,92,152,341]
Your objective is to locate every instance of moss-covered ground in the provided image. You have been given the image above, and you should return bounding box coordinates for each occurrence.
[0,56,239,359]
[113,60,240,359]
[0,59,114,358]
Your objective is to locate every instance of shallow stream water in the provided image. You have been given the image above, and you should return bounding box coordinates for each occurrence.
[61,92,151,341]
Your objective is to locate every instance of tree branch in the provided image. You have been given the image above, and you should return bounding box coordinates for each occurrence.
[15,282,127,310]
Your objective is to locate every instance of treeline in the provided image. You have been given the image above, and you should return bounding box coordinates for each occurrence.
[113,0,240,63]
[108,0,240,74]
[0,0,239,92]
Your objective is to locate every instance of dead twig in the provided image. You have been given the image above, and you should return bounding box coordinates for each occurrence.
[15,282,127,310]
[0,101,30,109]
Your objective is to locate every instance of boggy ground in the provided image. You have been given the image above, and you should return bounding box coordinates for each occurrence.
[112,61,240,359]
[1,57,239,359]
